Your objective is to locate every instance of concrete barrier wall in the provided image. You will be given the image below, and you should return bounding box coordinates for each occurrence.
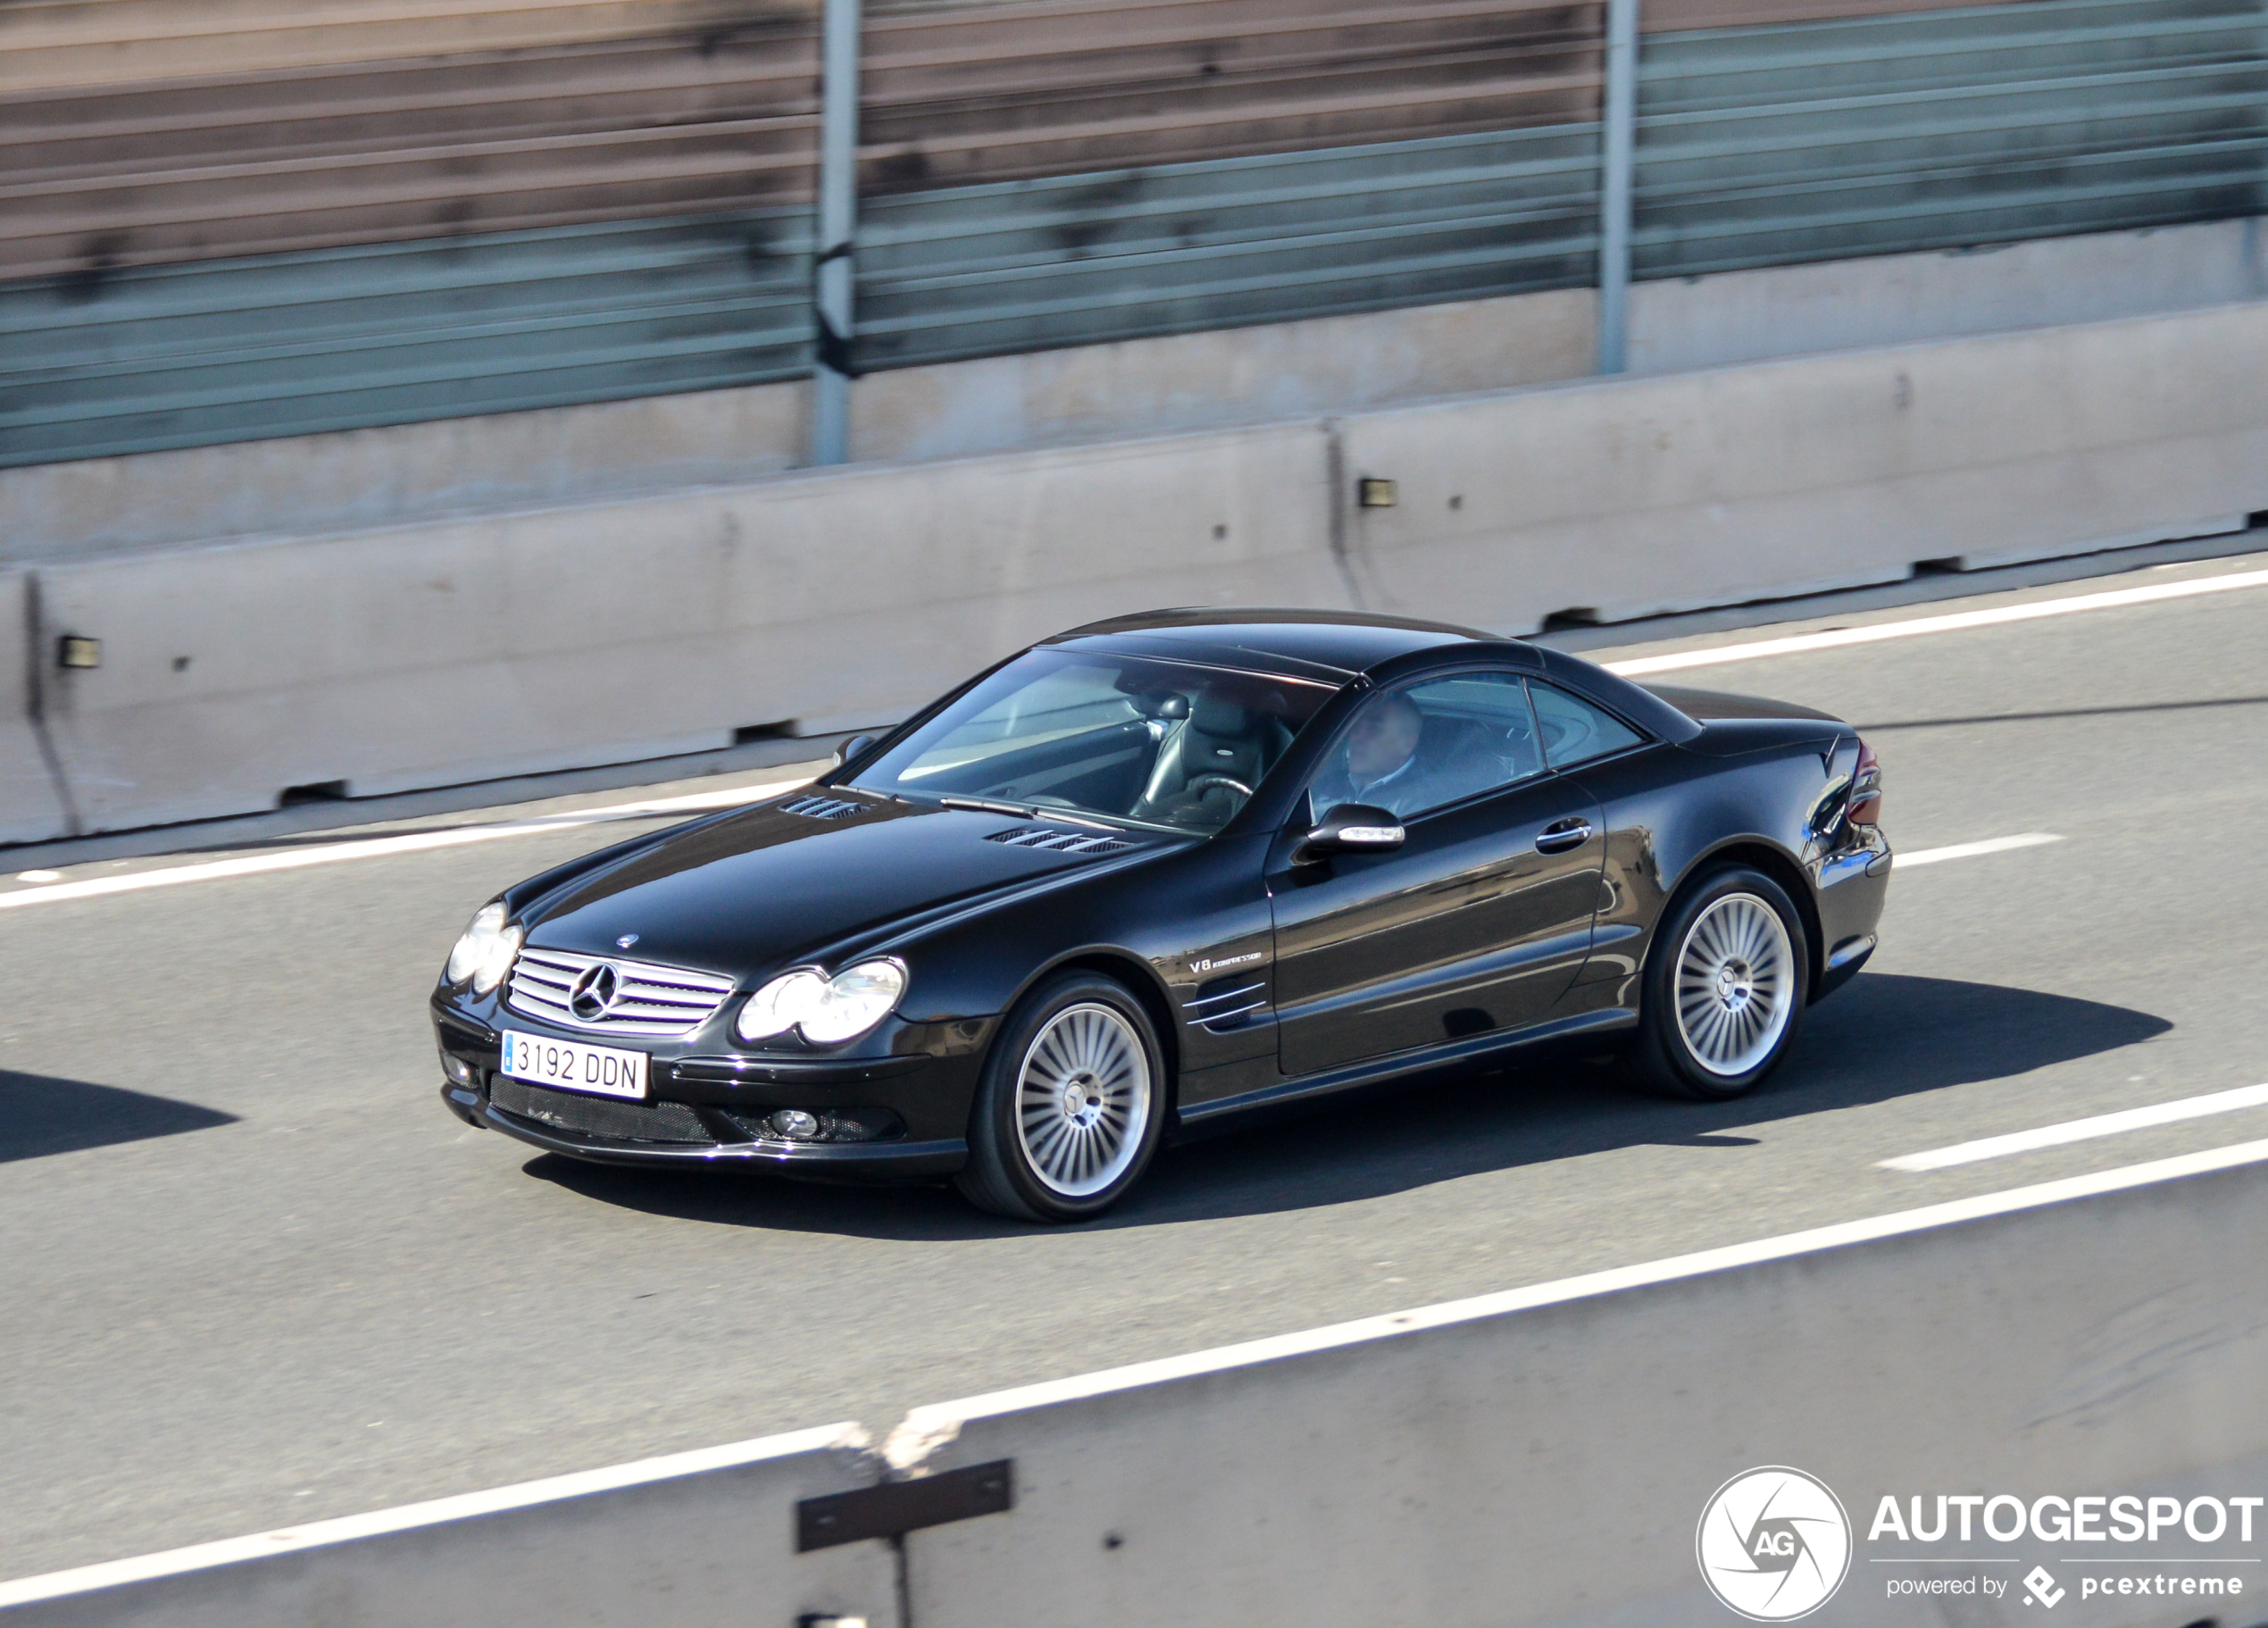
[34,421,1346,832]
[1341,299,2268,629]
[9,1145,2265,1626]
[6,219,2257,567]
[900,1146,2268,1628]
[0,1425,894,1627]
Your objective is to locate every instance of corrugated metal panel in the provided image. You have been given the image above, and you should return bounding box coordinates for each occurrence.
[3,0,1599,282]
[853,125,1599,369]
[0,29,819,281]
[1634,0,2268,278]
[0,0,775,94]
[857,0,1602,192]
[1641,0,2056,35]
[0,209,812,469]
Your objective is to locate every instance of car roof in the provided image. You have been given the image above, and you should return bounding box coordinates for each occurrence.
[1041,606,1505,680]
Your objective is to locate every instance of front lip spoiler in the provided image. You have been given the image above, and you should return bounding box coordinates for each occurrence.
[482,1104,967,1180]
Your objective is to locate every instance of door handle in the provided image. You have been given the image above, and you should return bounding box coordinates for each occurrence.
[1534,817,1593,855]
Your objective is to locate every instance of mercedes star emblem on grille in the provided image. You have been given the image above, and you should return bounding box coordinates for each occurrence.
[567,962,621,1021]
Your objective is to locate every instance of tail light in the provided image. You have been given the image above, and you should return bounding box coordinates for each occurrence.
[1847,739,1882,827]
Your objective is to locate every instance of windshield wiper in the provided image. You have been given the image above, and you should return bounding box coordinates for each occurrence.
[939,795,1037,818]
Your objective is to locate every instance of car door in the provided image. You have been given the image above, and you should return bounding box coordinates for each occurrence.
[1266,671,1607,1078]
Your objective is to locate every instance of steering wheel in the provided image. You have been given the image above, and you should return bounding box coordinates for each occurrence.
[1183,773,1255,801]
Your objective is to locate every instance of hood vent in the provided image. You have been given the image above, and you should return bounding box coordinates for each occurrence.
[782,794,862,821]
[988,824,1136,856]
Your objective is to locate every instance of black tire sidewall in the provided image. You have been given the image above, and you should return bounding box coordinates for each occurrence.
[1639,865,1810,1100]
[958,971,1168,1222]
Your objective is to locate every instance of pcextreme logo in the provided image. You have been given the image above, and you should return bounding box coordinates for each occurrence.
[1697,1466,1855,1621]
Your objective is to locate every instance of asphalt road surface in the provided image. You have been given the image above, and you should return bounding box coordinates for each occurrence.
[3,548,2264,1580]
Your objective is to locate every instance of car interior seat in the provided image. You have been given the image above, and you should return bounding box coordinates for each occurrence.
[1131,696,1290,822]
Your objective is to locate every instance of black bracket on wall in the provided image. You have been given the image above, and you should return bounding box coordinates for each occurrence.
[796,1461,1014,1551]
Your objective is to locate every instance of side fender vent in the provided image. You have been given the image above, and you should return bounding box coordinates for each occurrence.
[782,795,863,821]
[987,823,1136,856]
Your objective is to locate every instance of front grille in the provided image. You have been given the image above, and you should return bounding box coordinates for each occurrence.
[506,948,736,1037]
[782,794,862,820]
[987,824,1136,856]
[491,1077,714,1145]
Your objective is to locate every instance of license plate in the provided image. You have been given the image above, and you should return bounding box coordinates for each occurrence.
[499,1031,648,1100]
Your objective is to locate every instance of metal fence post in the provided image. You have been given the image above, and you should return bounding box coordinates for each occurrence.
[1597,0,1639,374]
[811,0,863,464]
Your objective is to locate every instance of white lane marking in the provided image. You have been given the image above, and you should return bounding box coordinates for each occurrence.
[0,776,812,912]
[12,1139,2268,1600]
[0,1423,867,1607]
[1604,565,2268,677]
[1893,832,2062,868]
[1879,1083,2268,1173]
[880,1135,2268,1463]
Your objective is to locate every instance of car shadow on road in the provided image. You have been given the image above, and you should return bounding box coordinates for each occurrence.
[0,1071,238,1163]
[522,973,2172,1240]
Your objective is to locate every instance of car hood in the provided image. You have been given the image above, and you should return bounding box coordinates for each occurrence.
[517,792,1170,979]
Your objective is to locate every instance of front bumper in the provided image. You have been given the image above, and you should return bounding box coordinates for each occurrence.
[433,994,985,1181]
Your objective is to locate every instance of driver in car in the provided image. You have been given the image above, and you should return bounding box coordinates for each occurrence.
[1309,693,1463,822]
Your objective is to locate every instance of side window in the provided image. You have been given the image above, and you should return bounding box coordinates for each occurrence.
[1306,672,1545,822]
[1528,681,1645,768]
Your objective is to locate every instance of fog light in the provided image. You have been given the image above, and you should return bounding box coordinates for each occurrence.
[770,1109,821,1140]
[438,1048,477,1087]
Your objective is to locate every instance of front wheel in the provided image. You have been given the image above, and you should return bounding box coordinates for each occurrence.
[1630,865,1809,1101]
[955,971,1166,1222]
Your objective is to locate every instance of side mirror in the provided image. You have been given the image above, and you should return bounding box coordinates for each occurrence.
[831,732,879,771]
[1294,803,1405,864]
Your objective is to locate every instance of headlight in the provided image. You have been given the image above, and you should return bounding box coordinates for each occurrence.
[737,959,907,1045]
[445,902,524,995]
[735,969,828,1041]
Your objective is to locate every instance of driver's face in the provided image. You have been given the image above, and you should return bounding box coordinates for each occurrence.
[1346,700,1421,782]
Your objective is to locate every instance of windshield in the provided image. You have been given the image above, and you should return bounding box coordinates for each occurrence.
[848,648,1339,834]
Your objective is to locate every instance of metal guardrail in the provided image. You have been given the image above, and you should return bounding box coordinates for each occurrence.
[1632,0,2268,277]
[0,211,812,469]
[0,0,2261,468]
[854,125,1602,370]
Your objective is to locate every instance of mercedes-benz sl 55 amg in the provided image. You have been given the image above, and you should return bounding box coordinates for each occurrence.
[432,609,1889,1220]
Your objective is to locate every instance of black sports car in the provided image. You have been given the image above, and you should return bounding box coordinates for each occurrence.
[433,609,1889,1220]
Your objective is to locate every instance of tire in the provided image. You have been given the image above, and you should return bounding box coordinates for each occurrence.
[955,971,1168,1222]
[1629,865,1810,1101]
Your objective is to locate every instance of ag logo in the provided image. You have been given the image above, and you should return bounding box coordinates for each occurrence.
[1697,1466,1853,1621]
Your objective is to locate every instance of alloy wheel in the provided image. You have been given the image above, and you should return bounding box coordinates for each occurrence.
[1013,1001,1153,1197]
[1673,892,1795,1078]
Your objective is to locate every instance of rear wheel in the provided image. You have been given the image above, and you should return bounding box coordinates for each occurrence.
[1630,865,1809,1101]
[955,971,1166,1222]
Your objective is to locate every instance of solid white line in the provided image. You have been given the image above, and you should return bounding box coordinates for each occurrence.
[1879,1083,2268,1173]
[0,1423,866,1607]
[1603,565,2268,677]
[13,1140,2268,1599]
[880,1135,2268,1465]
[0,777,812,912]
[1892,832,2062,868]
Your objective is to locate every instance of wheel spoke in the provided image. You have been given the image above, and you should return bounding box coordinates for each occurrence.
[1013,1002,1154,1198]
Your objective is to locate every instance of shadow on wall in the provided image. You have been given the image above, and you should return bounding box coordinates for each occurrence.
[523,973,2172,1240]
[0,1072,238,1163]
